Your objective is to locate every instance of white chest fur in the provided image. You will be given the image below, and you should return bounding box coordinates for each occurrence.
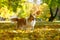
[31,19,36,27]
[26,18,36,30]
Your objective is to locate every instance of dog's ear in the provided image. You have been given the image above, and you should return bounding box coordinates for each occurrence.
[30,14,34,18]
[28,14,34,22]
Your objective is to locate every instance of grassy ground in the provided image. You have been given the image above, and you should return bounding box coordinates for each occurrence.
[0,22,60,40]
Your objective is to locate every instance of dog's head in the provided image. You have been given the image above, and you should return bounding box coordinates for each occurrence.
[28,14,35,22]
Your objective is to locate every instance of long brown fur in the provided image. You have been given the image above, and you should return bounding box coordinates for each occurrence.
[11,14,35,30]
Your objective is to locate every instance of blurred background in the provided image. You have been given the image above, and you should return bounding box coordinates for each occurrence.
[0,0,60,22]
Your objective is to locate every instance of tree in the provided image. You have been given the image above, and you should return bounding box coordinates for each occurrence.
[41,0,60,21]
[0,0,28,19]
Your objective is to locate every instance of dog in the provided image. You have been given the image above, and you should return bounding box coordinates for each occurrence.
[11,14,36,30]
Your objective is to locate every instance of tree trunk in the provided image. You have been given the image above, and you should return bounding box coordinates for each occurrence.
[49,7,59,22]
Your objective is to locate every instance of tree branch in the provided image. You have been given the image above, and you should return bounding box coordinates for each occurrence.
[49,7,53,17]
[54,7,59,18]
